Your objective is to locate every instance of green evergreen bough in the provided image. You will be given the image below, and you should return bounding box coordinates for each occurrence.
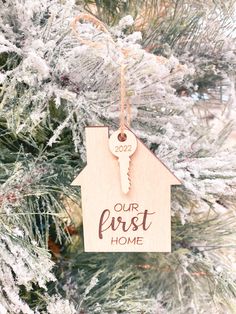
[0,0,236,313]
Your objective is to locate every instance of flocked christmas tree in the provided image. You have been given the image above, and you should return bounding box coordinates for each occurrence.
[0,0,236,313]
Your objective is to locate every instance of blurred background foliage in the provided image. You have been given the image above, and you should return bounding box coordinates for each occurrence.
[1,0,236,313]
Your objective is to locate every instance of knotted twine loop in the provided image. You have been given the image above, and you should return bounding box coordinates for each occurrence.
[71,13,130,140]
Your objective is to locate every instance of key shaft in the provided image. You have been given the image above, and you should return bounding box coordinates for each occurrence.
[118,155,131,194]
[109,129,137,194]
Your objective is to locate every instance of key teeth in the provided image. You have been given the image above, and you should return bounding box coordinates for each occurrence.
[128,167,131,189]
[124,166,131,194]
[121,166,131,194]
[118,156,132,194]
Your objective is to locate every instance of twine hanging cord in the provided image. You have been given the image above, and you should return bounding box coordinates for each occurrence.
[71,13,130,140]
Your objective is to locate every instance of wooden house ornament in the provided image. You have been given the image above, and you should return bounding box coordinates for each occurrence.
[71,126,181,252]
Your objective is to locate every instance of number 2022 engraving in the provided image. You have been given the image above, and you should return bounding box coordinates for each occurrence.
[115,145,132,153]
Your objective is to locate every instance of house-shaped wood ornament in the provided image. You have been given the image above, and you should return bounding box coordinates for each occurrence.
[71,126,181,252]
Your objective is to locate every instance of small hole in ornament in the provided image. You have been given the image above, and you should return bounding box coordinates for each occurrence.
[118,133,127,142]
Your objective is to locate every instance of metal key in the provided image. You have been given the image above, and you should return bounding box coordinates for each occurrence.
[109,129,137,194]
